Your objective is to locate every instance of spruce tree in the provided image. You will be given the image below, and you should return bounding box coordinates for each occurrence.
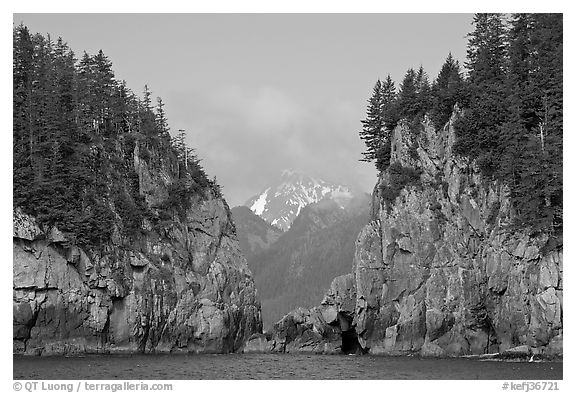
[381,74,399,130]
[13,24,35,209]
[466,13,508,85]
[397,68,419,120]
[376,74,398,169]
[92,50,115,136]
[359,80,384,165]
[13,25,215,245]
[501,13,563,233]
[430,53,465,129]
[454,13,509,175]
[156,97,170,140]
[415,65,432,115]
[13,25,34,161]
[139,85,156,137]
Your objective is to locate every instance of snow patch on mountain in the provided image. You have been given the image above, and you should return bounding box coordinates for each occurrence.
[245,170,355,231]
[251,187,270,216]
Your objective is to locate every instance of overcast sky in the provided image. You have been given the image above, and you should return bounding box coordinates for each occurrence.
[14,13,474,206]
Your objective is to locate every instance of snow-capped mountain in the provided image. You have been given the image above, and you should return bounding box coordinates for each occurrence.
[244,169,355,231]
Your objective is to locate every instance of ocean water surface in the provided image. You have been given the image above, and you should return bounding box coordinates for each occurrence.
[13,353,562,380]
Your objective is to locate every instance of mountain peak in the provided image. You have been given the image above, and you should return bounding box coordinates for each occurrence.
[244,170,355,231]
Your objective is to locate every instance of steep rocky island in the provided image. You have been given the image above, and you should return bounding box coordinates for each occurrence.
[250,111,562,358]
[13,25,261,355]
[245,13,563,359]
[13,164,262,355]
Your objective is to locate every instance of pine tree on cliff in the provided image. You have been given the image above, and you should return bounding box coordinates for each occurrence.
[430,53,465,129]
[454,13,509,175]
[500,13,563,233]
[140,84,156,137]
[172,129,193,175]
[111,80,134,134]
[415,65,432,114]
[397,68,419,120]
[76,52,96,133]
[13,25,217,246]
[13,24,35,202]
[92,50,116,137]
[52,38,77,135]
[531,13,563,232]
[28,33,64,182]
[381,74,398,130]
[359,80,384,165]
[375,74,398,169]
[156,97,171,141]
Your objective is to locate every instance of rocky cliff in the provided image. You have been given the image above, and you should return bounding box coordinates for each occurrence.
[264,110,562,357]
[13,142,262,356]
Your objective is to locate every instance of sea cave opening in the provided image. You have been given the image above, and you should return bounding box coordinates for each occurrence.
[338,312,363,355]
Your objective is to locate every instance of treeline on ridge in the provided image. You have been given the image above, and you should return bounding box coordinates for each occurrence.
[13,24,220,247]
[359,13,562,236]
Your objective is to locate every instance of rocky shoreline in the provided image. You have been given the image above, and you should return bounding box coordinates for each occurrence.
[241,333,562,362]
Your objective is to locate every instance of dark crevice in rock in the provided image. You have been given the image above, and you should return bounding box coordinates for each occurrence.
[193,227,214,238]
[341,329,363,354]
[338,312,363,355]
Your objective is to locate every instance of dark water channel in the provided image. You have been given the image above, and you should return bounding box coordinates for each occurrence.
[14,353,562,380]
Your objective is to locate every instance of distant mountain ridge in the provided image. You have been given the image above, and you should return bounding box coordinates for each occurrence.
[244,169,354,231]
[246,193,371,330]
[231,206,283,260]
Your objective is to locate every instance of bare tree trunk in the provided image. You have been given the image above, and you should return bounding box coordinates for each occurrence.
[539,122,545,153]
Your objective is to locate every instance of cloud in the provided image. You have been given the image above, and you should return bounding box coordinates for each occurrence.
[167,85,377,206]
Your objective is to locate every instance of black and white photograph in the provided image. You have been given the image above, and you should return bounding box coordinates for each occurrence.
[8,4,567,388]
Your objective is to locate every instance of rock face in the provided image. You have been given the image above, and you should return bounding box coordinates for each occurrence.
[271,110,562,357]
[13,147,262,356]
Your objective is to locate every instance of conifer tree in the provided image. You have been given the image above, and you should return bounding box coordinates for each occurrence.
[466,13,508,85]
[13,25,216,245]
[381,74,399,130]
[13,24,34,165]
[430,53,465,129]
[92,50,115,136]
[356,13,562,236]
[415,65,432,114]
[454,13,509,175]
[156,97,170,140]
[375,74,398,169]
[499,13,563,232]
[359,80,384,164]
[139,85,156,137]
[397,68,419,120]
[111,80,132,134]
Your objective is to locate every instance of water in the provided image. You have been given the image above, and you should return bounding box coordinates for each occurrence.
[13,354,562,380]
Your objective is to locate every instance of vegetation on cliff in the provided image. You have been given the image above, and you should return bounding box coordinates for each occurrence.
[359,13,562,236]
[13,24,220,247]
